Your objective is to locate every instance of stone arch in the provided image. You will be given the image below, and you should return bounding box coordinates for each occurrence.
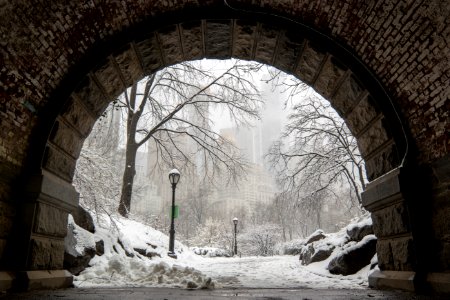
[0,0,448,294]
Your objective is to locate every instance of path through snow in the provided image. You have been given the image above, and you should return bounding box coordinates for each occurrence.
[189,255,369,289]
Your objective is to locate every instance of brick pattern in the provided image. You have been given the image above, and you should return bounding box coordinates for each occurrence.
[0,0,448,275]
[0,0,448,172]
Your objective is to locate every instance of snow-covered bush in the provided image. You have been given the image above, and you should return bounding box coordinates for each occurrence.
[239,223,283,256]
[188,218,233,251]
[73,147,122,217]
[275,238,305,255]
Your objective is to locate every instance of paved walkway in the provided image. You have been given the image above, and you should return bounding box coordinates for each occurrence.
[0,287,444,300]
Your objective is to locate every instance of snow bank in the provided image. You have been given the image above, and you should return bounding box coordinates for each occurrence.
[73,214,215,289]
[78,255,214,289]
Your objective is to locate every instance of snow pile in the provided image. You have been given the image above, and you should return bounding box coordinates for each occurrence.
[72,214,215,289]
[78,257,214,289]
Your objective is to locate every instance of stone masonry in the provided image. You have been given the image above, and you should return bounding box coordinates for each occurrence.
[0,0,449,294]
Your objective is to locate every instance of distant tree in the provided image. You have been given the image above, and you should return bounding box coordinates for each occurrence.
[267,92,366,207]
[240,223,283,256]
[73,146,122,218]
[113,60,263,217]
[189,217,233,250]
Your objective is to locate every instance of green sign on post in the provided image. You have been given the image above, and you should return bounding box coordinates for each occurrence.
[170,205,179,219]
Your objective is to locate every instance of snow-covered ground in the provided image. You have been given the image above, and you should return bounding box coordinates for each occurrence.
[190,255,369,289]
[71,214,370,290]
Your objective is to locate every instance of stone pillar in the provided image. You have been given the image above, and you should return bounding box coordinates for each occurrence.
[362,168,417,291]
[13,170,78,290]
[362,166,449,294]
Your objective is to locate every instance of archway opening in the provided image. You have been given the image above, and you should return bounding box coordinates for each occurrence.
[5,6,441,293]
[66,58,377,289]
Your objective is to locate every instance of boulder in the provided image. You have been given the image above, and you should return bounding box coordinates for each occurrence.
[134,247,161,258]
[72,206,95,233]
[370,254,378,270]
[64,215,96,275]
[299,244,313,265]
[305,229,326,245]
[346,218,373,242]
[300,243,335,265]
[95,239,104,256]
[310,244,335,264]
[328,235,377,275]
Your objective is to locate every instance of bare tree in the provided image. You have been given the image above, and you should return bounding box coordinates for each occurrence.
[114,60,263,217]
[267,90,366,211]
[73,147,122,219]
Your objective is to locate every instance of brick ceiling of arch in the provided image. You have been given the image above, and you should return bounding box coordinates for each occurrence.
[1,0,449,184]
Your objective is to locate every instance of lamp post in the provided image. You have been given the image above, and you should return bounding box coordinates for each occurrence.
[168,169,180,258]
[233,217,238,256]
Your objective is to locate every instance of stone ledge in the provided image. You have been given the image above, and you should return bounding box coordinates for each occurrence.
[368,269,415,292]
[0,271,15,291]
[427,272,450,294]
[362,167,402,211]
[17,270,73,291]
[370,270,450,295]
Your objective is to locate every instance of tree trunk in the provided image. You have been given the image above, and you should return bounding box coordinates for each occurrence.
[119,141,138,217]
[118,142,138,217]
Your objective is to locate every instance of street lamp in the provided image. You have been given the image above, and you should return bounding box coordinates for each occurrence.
[233,217,238,256]
[168,168,180,258]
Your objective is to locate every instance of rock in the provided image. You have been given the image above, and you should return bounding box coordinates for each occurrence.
[117,239,134,257]
[346,218,373,242]
[300,243,335,265]
[187,281,198,289]
[134,247,161,258]
[370,254,378,270]
[201,277,214,289]
[328,235,377,275]
[72,206,95,233]
[64,215,96,275]
[305,229,326,245]
[95,239,104,256]
[299,244,314,265]
[310,244,335,264]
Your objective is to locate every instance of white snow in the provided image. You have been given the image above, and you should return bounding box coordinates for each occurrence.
[190,255,369,289]
[73,213,371,290]
[346,215,372,233]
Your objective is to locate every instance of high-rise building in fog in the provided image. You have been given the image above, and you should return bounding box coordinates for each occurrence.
[131,87,281,219]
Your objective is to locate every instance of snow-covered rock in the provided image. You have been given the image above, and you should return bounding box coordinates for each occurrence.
[300,242,335,265]
[346,216,373,242]
[95,239,105,256]
[327,234,377,275]
[305,229,326,245]
[370,254,378,270]
[72,206,95,233]
[191,247,232,257]
[64,214,96,275]
[71,213,216,289]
